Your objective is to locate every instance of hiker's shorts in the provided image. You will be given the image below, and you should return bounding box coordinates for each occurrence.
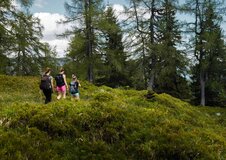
[71,92,79,97]
[56,85,66,92]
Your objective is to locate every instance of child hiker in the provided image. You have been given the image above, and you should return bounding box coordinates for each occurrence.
[69,74,81,100]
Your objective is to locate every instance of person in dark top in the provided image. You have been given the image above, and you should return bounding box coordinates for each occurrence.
[69,74,81,100]
[40,67,54,104]
[55,68,68,100]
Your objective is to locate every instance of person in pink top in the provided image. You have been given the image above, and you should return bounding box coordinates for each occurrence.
[55,68,68,100]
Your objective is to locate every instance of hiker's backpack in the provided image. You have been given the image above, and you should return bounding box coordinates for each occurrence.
[55,74,65,87]
[39,75,52,90]
[70,81,78,94]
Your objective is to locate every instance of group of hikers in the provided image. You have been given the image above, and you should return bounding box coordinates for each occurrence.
[39,67,81,104]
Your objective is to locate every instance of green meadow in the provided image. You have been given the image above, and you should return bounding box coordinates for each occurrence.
[0,75,226,160]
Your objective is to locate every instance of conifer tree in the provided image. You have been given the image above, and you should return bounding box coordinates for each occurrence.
[154,0,190,99]
[129,0,190,97]
[0,0,33,54]
[0,0,16,72]
[0,0,55,75]
[183,0,226,106]
[97,6,129,87]
[9,12,53,75]
[63,0,104,83]
[130,0,163,90]
[66,32,87,78]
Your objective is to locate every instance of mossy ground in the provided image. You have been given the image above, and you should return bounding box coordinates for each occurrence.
[0,75,226,160]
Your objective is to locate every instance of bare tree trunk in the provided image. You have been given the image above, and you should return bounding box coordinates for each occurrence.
[17,51,21,75]
[195,0,206,106]
[85,0,93,83]
[200,71,205,106]
[141,36,147,87]
[148,71,155,91]
[132,0,156,91]
[147,0,156,91]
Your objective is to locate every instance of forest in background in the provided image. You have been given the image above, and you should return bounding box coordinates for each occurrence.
[0,0,226,107]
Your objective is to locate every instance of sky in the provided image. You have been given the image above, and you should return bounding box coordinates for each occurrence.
[31,0,128,14]
[28,0,128,57]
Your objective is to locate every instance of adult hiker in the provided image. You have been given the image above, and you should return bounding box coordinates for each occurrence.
[55,68,68,100]
[39,67,54,104]
[69,74,81,100]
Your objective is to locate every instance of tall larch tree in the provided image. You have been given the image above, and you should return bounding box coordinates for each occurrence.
[11,12,43,75]
[96,6,129,87]
[63,0,104,83]
[130,0,163,91]
[0,0,56,75]
[183,0,226,106]
[155,0,190,99]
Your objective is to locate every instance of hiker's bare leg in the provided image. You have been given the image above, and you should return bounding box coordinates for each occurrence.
[57,92,62,100]
[63,91,66,99]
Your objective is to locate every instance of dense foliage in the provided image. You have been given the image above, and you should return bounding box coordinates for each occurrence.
[0,0,57,75]
[1,0,225,106]
[182,0,226,106]
[0,75,226,159]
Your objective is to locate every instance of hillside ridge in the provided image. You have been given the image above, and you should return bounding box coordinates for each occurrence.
[0,75,226,160]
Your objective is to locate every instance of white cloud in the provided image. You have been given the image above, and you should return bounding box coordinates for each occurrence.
[12,0,21,10]
[41,39,69,55]
[111,4,151,24]
[33,0,47,8]
[112,4,128,21]
[33,4,128,57]
[34,12,71,57]
[112,4,124,12]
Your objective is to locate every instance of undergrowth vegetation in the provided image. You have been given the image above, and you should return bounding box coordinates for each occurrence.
[0,75,226,160]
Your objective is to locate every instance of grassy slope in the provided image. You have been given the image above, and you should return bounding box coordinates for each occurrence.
[0,75,226,160]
